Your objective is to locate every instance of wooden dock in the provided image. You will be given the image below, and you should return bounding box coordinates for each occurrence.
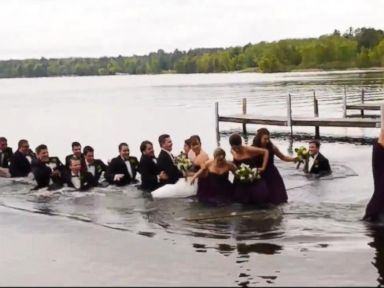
[218,114,380,128]
[215,90,384,140]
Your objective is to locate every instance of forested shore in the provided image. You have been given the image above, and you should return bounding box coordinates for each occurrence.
[1,27,383,78]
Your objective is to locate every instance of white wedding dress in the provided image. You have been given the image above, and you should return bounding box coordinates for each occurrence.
[151,177,197,199]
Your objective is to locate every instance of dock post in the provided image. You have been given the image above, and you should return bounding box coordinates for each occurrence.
[313,91,320,139]
[381,104,384,129]
[242,98,247,135]
[287,93,293,138]
[361,88,365,117]
[343,86,347,118]
[215,102,220,146]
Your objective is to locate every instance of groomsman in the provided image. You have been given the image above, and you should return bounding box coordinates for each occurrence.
[65,141,83,168]
[82,145,107,184]
[304,140,331,176]
[0,137,12,177]
[31,144,64,190]
[62,157,96,191]
[138,140,168,191]
[0,137,13,168]
[105,143,139,186]
[157,134,183,185]
[9,139,33,177]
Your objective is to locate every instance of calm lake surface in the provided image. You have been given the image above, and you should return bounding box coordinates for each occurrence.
[1,70,384,286]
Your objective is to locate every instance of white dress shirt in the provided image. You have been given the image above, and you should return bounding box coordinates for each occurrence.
[86,162,96,176]
[71,173,81,189]
[26,155,32,164]
[124,160,133,178]
[308,153,319,172]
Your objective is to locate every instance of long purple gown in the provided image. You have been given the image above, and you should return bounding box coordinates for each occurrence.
[364,142,384,221]
[196,171,233,206]
[233,158,269,206]
[255,150,288,205]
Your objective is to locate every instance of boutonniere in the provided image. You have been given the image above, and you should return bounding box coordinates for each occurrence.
[96,165,102,173]
[129,158,138,168]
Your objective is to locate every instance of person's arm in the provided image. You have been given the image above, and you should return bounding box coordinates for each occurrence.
[379,128,384,148]
[274,145,297,162]
[190,160,211,184]
[248,146,269,173]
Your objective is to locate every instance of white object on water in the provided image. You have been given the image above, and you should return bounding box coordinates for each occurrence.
[151,177,197,199]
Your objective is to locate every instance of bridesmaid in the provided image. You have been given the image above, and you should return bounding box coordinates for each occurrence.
[252,128,297,205]
[364,128,384,222]
[229,133,270,206]
[191,148,235,205]
[189,135,209,172]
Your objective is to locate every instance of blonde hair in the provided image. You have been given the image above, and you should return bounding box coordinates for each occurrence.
[213,147,226,161]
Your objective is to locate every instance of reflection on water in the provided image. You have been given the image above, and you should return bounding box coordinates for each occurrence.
[367,224,384,286]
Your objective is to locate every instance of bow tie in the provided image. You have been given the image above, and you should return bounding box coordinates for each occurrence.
[310,155,315,159]
[88,163,95,167]
[72,175,80,178]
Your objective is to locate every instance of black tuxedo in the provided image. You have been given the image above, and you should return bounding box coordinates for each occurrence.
[105,156,139,186]
[83,159,107,183]
[9,150,31,177]
[62,170,97,191]
[65,153,84,168]
[138,154,162,191]
[304,152,331,176]
[0,147,13,168]
[157,150,183,185]
[46,156,65,172]
[31,158,64,190]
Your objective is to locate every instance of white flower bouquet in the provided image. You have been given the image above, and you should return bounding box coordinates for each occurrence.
[175,152,192,172]
[234,163,260,183]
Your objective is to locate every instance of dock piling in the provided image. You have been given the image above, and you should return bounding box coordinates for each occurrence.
[313,91,320,139]
[361,88,365,117]
[287,93,293,138]
[343,86,347,118]
[242,98,247,135]
[215,102,220,145]
[381,104,384,128]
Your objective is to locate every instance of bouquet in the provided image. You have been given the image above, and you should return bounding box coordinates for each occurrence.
[294,146,309,169]
[175,152,192,172]
[234,163,260,183]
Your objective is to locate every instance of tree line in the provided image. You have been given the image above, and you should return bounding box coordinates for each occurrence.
[0,27,383,78]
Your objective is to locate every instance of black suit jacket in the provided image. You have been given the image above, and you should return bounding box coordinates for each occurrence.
[0,147,13,168]
[105,156,139,186]
[83,159,107,183]
[138,154,162,191]
[304,152,331,176]
[157,150,183,185]
[31,159,64,190]
[62,170,97,191]
[9,151,31,177]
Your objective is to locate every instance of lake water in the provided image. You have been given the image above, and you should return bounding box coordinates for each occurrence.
[1,70,384,286]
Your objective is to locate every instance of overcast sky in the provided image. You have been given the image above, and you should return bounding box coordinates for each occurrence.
[0,0,383,60]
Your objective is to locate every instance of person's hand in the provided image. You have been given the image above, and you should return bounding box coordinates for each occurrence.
[293,156,300,163]
[113,174,124,181]
[190,177,196,185]
[51,170,61,177]
[159,171,168,180]
[258,167,265,174]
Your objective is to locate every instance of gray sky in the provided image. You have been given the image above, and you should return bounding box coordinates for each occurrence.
[0,0,383,60]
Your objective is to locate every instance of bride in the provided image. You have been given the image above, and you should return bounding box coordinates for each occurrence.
[152,135,209,199]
